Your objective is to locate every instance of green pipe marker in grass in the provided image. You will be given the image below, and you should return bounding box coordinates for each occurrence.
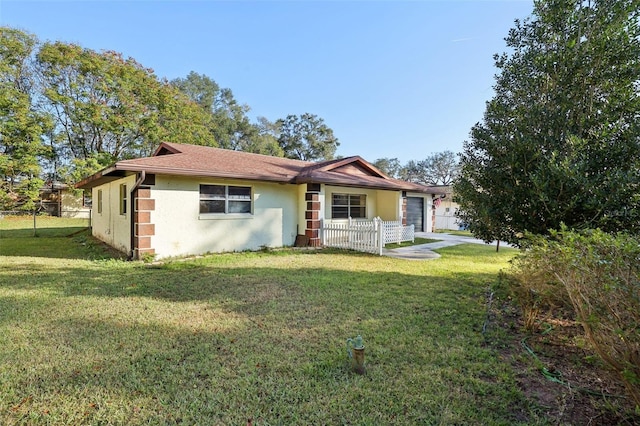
[347,335,366,375]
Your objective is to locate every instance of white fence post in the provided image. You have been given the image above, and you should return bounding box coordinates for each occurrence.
[377,217,383,256]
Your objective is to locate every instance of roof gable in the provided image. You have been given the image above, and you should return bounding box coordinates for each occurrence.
[153,144,181,156]
[333,163,380,177]
[305,156,388,179]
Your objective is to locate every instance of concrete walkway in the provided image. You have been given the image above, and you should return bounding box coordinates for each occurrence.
[382,232,507,260]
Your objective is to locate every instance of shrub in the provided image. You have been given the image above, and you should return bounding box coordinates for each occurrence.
[508,235,573,331]
[512,228,640,406]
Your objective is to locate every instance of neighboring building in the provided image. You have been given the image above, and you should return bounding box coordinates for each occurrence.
[431,185,463,231]
[40,182,92,219]
[76,142,440,259]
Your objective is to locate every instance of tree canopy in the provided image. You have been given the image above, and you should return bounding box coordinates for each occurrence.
[276,113,339,161]
[0,27,51,210]
[170,71,255,151]
[418,151,459,185]
[0,26,340,210]
[373,152,460,185]
[455,0,640,245]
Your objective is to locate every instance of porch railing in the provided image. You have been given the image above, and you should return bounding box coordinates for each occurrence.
[321,217,415,255]
[381,220,415,245]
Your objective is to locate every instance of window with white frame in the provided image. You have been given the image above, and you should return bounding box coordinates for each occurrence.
[331,193,366,219]
[97,189,103,214]
[119,184,127,215]
[200,184,252,214]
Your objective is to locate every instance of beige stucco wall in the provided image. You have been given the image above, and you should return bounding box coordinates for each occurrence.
[60,191,91,219]
[91,175,135,254]
[375,190,401,221]
[323,185,401,221]
[150,176,299,259]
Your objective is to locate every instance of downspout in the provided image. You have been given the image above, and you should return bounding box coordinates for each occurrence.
[129,170,146,260]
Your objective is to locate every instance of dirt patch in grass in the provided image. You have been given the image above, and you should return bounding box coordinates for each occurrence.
[486,297,639,425]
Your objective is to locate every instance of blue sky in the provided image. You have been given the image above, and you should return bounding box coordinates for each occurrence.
[1,0,534,163]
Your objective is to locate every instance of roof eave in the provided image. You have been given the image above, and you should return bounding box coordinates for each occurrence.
[294,175,430,192]
[76,163,298,189]
[75,166,119,189]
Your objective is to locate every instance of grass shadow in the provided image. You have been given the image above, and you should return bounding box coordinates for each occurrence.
[0,226,89,239]
[0,230,127,260]
[0,251,530,424]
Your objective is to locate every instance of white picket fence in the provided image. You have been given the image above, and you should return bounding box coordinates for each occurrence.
[382,219,415,245]
[322,217,415,255]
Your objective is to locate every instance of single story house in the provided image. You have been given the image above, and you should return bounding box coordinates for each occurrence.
[76,142,440,259]
[430,185,464,231]
[40,182,91,219]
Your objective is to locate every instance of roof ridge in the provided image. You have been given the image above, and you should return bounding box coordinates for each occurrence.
[159,142,313,165]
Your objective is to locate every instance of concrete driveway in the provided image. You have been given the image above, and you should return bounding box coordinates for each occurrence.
[382,232,509,260]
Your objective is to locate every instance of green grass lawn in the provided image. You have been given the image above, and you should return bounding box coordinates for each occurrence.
[436,229,474,237]
[0,218,536,425]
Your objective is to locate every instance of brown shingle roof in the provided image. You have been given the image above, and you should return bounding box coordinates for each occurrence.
[76,142,436,193]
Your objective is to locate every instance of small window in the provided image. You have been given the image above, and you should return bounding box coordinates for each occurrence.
[97,189,103,214]
[200,184,251,214]
[332,193,366,219]
[119,184,127,215]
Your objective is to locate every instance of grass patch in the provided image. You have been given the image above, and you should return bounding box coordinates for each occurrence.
[384,237,441,249]
[0,216,124,260]
[0,215,90,238]
[0,218,539,424]
[437,229,474,237]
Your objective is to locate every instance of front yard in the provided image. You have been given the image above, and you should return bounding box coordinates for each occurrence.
[0,218,635,424]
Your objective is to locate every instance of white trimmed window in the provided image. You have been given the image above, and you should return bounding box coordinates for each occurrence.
[331,193,366,219]
[200,184,252,214]
[119,184,127,215]
[97,189,103,214]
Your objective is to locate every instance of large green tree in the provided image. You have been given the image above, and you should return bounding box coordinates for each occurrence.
[0,27,51,210]
[418,151,459,185]
[170,71,255,151]
[455,0,640,245]
[372,157,402,178]
[245,116,284,156]
[276,113,339,161]
[38,43,216,181]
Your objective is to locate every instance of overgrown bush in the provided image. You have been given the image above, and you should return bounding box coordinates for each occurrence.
[511,228,640,407]
[508,238,572,331]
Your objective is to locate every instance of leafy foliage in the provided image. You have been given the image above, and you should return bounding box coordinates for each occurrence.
[37,43,216,167]
[455,0,640,245]
[374,152,460,184]
[398,159,423,183]
[0,27,52,210]
[510,228,640,407]
[170,71,255,151]
[372,157,402,178]
[276,113,339,161]
[418,151,459,185]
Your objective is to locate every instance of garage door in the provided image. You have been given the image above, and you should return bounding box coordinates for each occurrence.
[406,197,424,232]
